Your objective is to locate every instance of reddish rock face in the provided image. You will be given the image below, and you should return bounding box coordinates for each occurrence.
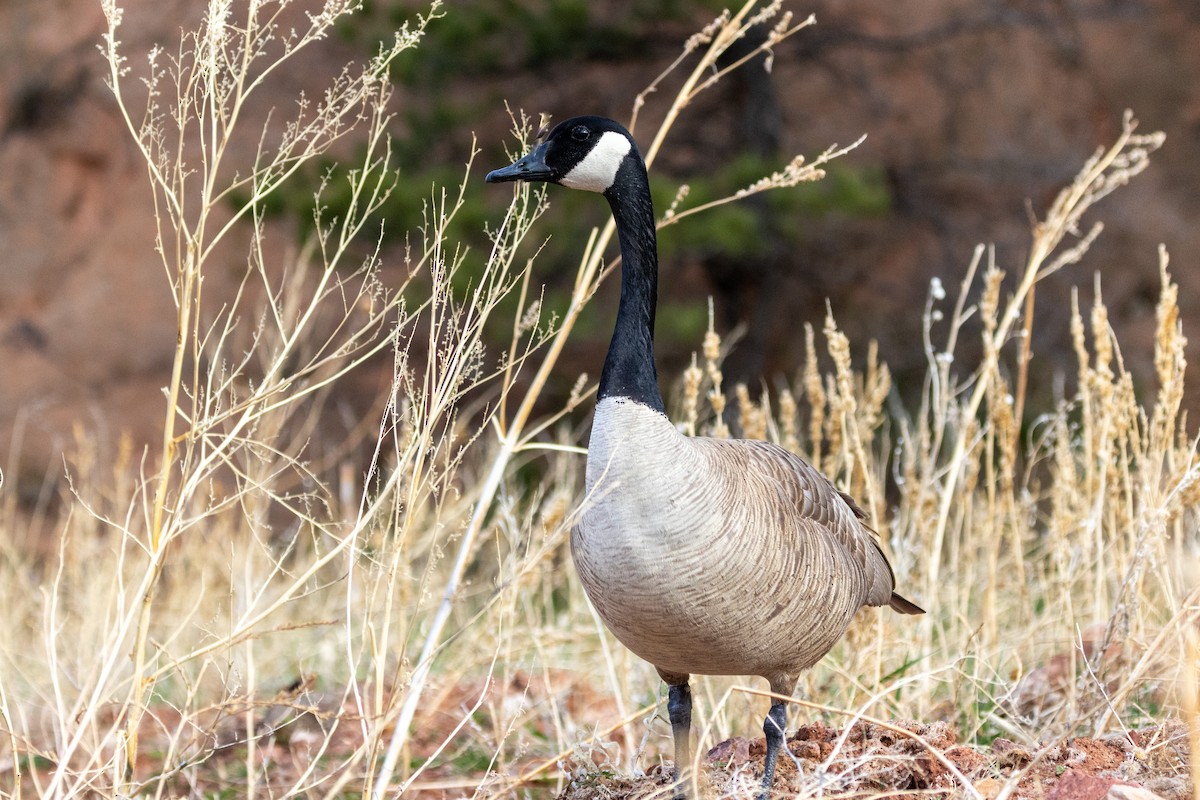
[2,0,1198,508]
[0,2,195,485]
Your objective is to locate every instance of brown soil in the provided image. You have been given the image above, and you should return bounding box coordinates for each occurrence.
[558,720,1194,800]
[16,671,1191,798]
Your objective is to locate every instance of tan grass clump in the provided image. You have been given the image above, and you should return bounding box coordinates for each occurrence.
[679,114,1192,762]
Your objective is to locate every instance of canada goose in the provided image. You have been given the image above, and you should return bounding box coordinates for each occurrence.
[487,116,923,799]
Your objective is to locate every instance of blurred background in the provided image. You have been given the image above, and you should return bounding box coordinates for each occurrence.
[2,0,1198,511]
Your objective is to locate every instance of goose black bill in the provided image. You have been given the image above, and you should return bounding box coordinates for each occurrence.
[485,142,553,183]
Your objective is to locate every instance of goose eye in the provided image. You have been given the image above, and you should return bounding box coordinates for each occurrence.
[571,125,590,141]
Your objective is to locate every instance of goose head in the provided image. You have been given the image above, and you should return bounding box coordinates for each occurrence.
[485,116,637,194]
[486,115,662,410]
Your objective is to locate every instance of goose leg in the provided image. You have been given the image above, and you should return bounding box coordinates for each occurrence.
[667,681,692,800]
[758,700,787,800]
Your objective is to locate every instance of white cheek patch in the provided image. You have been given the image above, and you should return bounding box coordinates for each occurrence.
[561,131,631,193]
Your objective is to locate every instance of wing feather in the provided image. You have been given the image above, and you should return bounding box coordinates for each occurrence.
[692,437,922,613]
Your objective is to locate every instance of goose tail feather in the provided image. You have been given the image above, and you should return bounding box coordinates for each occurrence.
[889,593,925,615]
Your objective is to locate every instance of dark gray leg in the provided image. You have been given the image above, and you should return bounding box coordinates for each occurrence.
[667,682,692,800]
[757,700,787,800]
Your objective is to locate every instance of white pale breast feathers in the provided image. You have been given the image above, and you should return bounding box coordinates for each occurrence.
[561,130,632,193]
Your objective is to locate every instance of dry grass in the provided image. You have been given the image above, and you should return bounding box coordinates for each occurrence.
[0,1,1196,799]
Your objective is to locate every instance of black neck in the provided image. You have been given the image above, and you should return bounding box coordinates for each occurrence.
[598,154,665,413]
